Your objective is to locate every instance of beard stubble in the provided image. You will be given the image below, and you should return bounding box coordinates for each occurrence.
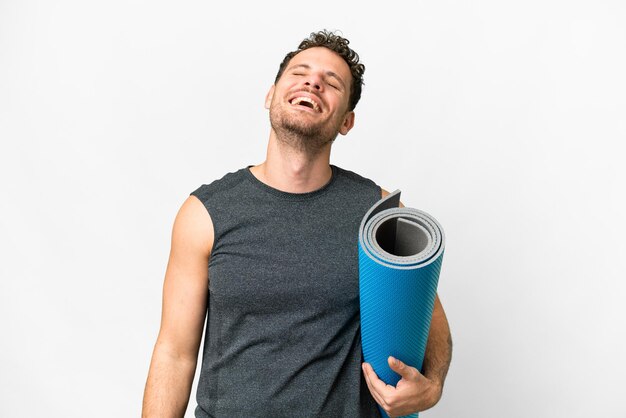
[269,101,341,156]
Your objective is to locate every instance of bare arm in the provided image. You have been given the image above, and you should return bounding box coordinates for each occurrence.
[422,295,452,394]
[142,196,213,418]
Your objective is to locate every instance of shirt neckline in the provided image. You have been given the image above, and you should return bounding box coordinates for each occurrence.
[243,165,338,200]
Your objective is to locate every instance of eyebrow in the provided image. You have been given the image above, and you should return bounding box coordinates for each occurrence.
[287,63,347,89]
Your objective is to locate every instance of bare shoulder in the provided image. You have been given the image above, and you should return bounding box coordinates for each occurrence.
[171,195,214,258]
[156,195,213,356]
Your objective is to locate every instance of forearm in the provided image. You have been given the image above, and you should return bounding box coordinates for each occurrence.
[422,296,452,390]
[142,342,198,418]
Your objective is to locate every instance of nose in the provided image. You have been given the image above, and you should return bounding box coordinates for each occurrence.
[304,73,323,90]
[305,81,321,90]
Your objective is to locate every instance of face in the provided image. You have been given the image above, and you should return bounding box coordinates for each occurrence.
[265,47,355,154]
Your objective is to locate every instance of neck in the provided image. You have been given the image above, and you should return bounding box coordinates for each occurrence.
[249,130,333,193]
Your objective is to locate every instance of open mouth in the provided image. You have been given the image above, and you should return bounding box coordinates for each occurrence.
[289,96,321,112]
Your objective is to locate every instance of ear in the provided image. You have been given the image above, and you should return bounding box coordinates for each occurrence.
[338,111,355,136]
[264,85,275,109]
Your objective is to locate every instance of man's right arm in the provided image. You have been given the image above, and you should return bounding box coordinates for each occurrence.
[142,195,213,418]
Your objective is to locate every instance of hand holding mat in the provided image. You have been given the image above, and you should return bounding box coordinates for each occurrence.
[359,190,445,418]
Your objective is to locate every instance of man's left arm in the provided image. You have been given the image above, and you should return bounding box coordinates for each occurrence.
[362,294,452,417]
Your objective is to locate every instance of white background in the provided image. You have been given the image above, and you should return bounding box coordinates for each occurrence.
[1,0,625,417]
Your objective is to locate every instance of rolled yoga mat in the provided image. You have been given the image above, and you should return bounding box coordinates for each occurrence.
[359,190,445,418]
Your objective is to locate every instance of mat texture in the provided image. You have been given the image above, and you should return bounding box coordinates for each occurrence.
[359,190,445,418]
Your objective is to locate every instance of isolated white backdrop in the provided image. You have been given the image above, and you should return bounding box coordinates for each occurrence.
[1,0,625,417]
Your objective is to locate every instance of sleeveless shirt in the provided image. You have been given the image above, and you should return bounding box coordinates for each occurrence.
[190,165,382,418]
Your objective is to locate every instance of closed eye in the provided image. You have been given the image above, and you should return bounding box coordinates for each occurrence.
[324,76,342,91]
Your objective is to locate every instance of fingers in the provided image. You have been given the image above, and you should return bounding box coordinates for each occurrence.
[362,362,395,395]
[388,356,421,381]
[363,362,408,417]
[362,362,395,408]
[362,363,385,409]
[363,358,435,417]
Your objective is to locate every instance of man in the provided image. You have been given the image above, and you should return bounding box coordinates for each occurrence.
[142,30,452,418]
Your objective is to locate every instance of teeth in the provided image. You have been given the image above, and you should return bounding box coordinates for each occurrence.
[291,96,320,111]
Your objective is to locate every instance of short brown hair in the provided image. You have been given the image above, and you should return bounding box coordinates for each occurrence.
[275,30,365,111]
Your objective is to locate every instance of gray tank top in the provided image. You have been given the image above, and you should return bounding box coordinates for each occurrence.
[191,165,381,418]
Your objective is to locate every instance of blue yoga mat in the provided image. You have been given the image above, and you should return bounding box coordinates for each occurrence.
[359,190,445,418]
